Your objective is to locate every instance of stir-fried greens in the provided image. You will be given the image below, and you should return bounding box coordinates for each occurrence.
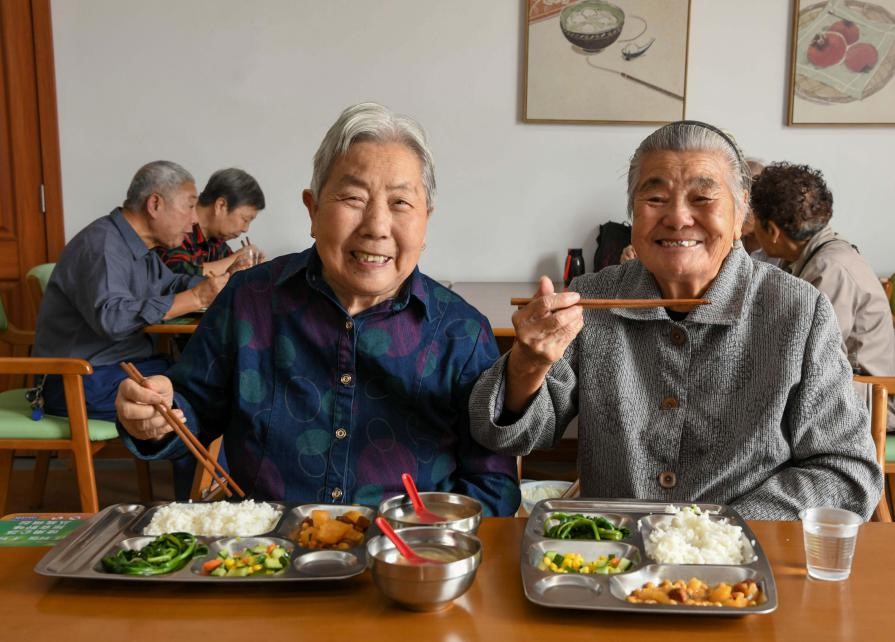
[544,513,630,541]
[101,532,208,576]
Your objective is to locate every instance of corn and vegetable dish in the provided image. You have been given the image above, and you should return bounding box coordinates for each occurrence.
[538,551,633,574]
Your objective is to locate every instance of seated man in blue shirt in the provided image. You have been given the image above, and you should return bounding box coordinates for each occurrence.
[115,104,520,516]
[34,160,229,420]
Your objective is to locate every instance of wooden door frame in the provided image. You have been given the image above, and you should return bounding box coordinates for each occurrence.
[0,0,64,331]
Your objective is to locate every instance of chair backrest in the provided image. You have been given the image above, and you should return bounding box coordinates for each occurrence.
[870,384,892,522]
[26,263,55,318]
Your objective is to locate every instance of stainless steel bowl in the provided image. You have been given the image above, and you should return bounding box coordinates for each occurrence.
[377,492,482,533]
[367,527,483,611]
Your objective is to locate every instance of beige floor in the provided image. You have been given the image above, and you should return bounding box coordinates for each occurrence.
[4,457,175,515]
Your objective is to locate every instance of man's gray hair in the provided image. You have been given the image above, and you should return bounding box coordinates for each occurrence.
[310,102,436,211]
[123,160,195,213]
[626,121,751,220]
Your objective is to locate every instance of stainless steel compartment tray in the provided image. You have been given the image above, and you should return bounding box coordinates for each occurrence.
[520,498,778,616]
[34,502,375,583]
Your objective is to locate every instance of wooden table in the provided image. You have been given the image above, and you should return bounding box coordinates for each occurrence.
[0,518,890,641]
[143,317,200,335]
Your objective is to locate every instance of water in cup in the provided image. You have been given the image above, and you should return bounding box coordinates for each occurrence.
[800,506,862,581]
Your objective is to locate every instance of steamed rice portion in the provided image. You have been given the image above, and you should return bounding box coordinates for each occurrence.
[644,506,746,565]
[143,500,281,536]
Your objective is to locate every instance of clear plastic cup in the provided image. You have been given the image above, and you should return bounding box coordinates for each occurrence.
[799,506,862,581]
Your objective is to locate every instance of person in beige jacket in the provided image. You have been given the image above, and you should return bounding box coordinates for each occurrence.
[751,162,895,430]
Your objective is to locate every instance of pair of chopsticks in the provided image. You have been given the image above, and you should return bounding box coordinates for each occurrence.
[119,361,245,499]
[510,297,710,310]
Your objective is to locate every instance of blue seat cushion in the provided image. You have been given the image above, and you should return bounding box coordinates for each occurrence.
[0,388,119,441]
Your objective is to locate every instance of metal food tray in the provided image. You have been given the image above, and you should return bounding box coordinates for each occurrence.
[520,499,778,616]
[34,502,376,583]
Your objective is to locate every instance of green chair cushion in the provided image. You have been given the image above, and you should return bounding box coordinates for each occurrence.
[887,433,895,463]
[0,388,119,441]
[26,263,55,291]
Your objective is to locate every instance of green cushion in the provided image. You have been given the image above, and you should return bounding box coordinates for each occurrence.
[0,389,119,441]
[26,263,55,292]
[0,295,7,332]
[887,433,895,463]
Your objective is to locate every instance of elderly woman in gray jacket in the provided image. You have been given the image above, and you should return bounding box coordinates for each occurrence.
[469,121,882,520]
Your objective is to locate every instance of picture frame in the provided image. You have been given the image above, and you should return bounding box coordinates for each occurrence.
[788,0,895,125]
[523,0,692,124]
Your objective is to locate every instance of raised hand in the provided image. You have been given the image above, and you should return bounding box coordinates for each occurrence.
[504,276,584,413]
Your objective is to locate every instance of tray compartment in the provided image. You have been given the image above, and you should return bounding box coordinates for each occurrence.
[639,512,757,564]
[532,574,603,604]
[190,536,294,577]
[131,501,286,537]
[278,503,374,549]
[531,510,636,541]
[526,539,641,574]
[608,564,768,610]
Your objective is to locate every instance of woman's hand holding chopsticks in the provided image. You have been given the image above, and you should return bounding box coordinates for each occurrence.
[116,375,180,441]
[504,276,584,414]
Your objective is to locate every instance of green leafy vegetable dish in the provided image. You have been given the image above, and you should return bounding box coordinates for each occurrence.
[544,513,630,541]
[101,532,208,576]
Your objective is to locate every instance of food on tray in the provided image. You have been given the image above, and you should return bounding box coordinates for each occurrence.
[644,505,746,564]
[142,500,280,537]
[290,509,371,549]
[202,543,291,577]
[101,533,208,576]
[538,551,632,575]
[626,578,763,608]
[544,512,630,541]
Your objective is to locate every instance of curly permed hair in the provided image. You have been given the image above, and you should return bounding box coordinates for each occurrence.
[750,162,833,241]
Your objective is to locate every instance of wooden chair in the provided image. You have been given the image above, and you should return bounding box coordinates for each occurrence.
[25,262,54,318]
[189,436,224,501]
[869,384,893,522]
[0,295,152,512]
[855,374,895,522]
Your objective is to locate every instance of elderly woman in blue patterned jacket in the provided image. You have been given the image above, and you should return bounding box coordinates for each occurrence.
[469,121,882,520]
[115,103,520,515]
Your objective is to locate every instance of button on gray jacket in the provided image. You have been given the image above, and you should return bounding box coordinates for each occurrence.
[469,248,882,520]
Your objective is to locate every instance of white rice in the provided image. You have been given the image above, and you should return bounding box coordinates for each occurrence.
[143,500,281,537]
[644,506,746,564]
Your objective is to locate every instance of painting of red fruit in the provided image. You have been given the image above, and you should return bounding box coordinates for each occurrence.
[828,19,860,44]
[845,42,880,71]
[807,31,847,67]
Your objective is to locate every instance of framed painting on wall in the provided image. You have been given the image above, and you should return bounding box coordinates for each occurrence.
[523,0,691,124]
[789,0,895,125]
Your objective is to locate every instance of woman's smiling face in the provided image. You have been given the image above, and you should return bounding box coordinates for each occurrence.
[631,150,743,299]
[303,141,429,316]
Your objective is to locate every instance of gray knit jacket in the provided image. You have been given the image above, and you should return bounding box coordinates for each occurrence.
[469,248,882,520]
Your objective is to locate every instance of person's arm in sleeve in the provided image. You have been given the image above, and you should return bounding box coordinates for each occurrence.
[449,320,520,517]
[803,257,855,354]
[116,280,238,460]
[730,294,883,520]
[469,277,583,456]
[68,246,177,340]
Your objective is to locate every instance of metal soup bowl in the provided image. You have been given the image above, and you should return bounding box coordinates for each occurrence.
[377,492,482,534]
[367,527,483,611]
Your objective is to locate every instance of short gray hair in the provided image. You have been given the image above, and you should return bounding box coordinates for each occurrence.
[626,121,751,221]
[123,160,195,213]
[310,102,436,211]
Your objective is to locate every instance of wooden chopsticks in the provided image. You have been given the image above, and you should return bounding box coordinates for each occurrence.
[119,361,245,499]
[510,297,710,310]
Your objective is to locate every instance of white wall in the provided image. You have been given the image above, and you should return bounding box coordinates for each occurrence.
[51,0,895,282]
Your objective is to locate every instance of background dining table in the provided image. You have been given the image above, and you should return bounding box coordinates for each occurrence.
[0,516,890,641]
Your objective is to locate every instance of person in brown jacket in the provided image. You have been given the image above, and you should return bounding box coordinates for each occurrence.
[751,162,895,430]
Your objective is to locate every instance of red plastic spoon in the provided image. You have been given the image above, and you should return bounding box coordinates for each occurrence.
[401,473,445,524]
[374,517,444,565]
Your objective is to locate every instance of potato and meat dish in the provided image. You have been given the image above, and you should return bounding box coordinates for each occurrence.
[290,509,371,550]
[626,578,762,608]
